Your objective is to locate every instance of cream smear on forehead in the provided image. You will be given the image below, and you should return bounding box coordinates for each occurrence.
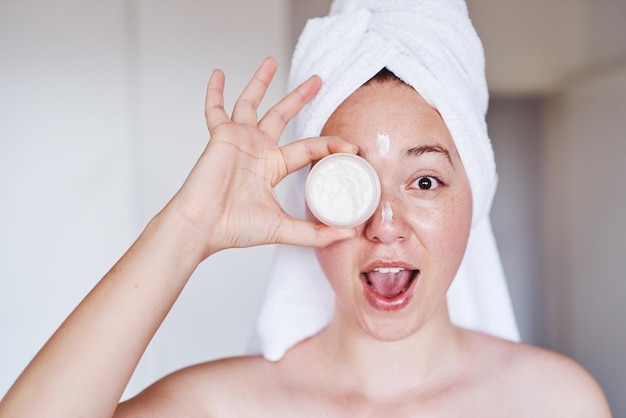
[381,201,393,226]
[376,132,390,156]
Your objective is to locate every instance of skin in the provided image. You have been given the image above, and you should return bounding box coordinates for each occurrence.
[0,59,612,418]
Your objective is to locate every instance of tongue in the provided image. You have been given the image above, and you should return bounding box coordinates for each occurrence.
[366,270,412,298]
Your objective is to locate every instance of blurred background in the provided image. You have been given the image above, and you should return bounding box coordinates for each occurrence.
[1,0,624,413]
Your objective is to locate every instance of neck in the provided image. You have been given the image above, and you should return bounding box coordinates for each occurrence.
[313,302,463,399]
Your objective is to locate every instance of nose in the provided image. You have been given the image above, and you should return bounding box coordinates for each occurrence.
[363,197,409,244]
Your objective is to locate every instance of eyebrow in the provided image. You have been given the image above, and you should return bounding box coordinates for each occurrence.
[401,144,454,167]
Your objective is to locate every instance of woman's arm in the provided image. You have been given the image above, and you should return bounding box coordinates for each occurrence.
[0,57,357,418]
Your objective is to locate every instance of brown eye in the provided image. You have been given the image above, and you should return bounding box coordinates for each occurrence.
[418,177,432,189]
[412,176,441,190]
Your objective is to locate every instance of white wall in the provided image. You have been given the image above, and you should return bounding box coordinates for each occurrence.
[0,0,134,397]
[0,0,289,399]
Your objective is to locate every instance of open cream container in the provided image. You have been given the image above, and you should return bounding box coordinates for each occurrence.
[305,153,381,228]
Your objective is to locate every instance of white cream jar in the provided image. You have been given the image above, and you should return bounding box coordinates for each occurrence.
[305,153,381,228]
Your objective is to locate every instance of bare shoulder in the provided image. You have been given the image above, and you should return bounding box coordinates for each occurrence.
[463,330,612,417]
[115,355,280,417]
[511,344,610,416]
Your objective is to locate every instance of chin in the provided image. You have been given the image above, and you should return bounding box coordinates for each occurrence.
[360,314,425,342]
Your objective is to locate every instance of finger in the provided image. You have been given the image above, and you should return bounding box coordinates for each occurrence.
[279,136,359,175]
[277,218,357,248]
[258,75,322,141]
[205,69,230,131]
[231,57,278,125]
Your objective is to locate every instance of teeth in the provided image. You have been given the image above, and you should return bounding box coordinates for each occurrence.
[374,267,405,274]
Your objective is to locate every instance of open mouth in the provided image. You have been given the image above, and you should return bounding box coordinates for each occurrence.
[360,267,419,311]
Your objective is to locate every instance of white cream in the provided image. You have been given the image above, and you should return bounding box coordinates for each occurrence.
[376,131,390,156]
[381,201,393,227]
[305,153,381,227]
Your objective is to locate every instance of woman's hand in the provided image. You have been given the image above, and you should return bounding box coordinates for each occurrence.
[167,57,357,257]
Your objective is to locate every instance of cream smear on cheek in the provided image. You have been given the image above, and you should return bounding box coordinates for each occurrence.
[376,132,390,157]
[376,132,394,227]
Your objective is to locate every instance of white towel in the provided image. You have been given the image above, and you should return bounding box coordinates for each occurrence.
[254,0,520,361]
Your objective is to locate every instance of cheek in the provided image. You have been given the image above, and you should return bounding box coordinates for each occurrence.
[432,192,473,273]
[409,191,472,269]
[315,240,352,287]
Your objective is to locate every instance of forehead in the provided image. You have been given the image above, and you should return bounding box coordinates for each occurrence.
[321,81,457,154]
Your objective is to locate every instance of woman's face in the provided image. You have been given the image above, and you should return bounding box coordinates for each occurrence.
[315,80,473,341]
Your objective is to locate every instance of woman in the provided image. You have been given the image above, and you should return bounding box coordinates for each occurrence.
[0,0,611,416]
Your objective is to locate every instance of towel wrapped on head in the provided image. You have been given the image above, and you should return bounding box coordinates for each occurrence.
[253,0,520,361]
